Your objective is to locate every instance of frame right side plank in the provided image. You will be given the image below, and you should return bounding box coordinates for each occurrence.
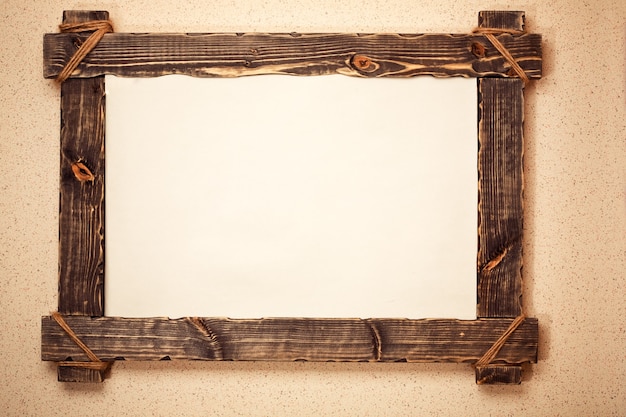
[474,10,529,384]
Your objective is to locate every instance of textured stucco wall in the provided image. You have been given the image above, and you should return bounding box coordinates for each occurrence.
[1,1,624,415]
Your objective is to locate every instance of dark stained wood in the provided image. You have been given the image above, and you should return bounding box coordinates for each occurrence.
[42,316,538,364]
[475,11,527,384]
[58,76,106,317]
[61,10,109,25]
[477,80,524,318]
[478,11,526,32]
[477,11,525,320]
[56,10,108,383]
[475,365,522,385]
[57,366,107,383]
[57,10,108,316]
[43,32,542,80]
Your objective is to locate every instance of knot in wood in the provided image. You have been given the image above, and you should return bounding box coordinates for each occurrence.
[352,54,377,73]
[471,42,486,58]
[71,161,95,182]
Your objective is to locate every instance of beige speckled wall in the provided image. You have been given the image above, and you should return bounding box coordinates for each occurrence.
[1,0,624,415]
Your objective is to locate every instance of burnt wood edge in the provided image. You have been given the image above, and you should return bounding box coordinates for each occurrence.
[42,316,538,364]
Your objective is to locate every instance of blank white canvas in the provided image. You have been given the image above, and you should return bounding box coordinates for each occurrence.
[104,74,477,319]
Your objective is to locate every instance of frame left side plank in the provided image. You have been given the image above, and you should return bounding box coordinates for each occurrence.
[56,10,108,383]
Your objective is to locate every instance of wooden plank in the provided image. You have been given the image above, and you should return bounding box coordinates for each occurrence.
[43,32,542,79]
[477,79,524,318]
[56,10,108,383]
[475,11,527,385]
[57,10,108,317]
[58,76,106,316]
[61,10,109,25]
[475,365,523,385]
[57,366,107,383]
[478,11,526,31]
[42,316,538,364]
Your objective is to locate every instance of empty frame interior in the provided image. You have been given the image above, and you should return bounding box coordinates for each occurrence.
[104,75,477,319]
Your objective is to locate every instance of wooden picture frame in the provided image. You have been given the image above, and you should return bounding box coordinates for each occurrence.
[41,10,542,384]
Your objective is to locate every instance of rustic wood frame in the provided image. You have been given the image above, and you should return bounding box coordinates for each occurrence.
[41,10,542,384]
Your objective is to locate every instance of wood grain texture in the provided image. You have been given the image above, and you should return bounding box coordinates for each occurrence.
[478,11,526,31]
[477,79,524,318]
[43,32,541,79]
[475,365,522,385]
[57,366,107,383]
[42,316,538,364]
[58,77,106,317]
[475,11,527,384]
[58,12,107,317]
[60,10,109,26]
[56,10,108,383]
